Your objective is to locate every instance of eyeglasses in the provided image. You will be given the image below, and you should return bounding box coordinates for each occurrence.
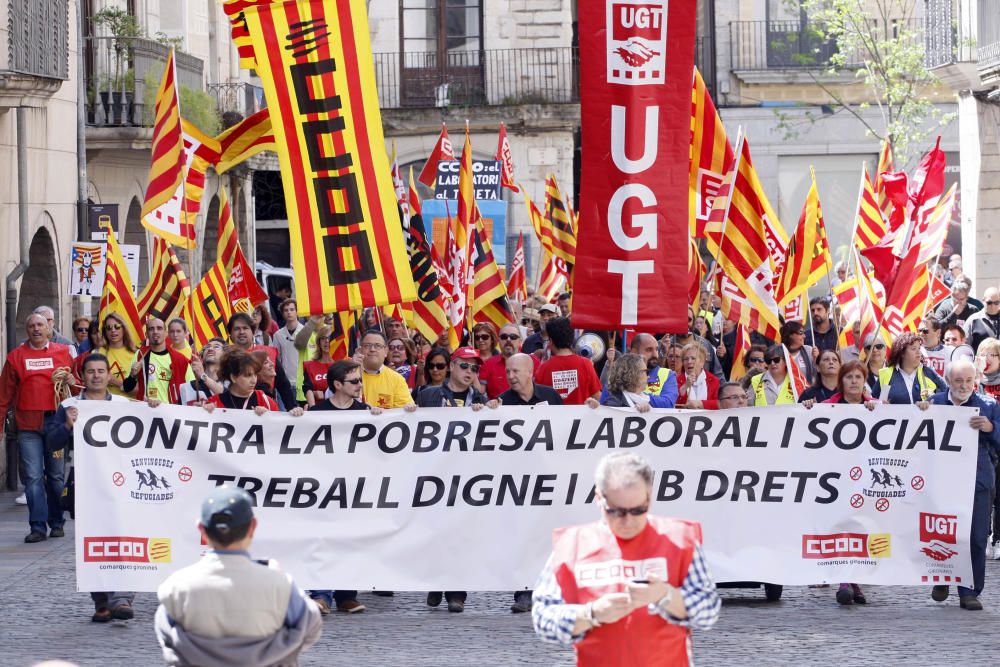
[766,357,782,365]
[749,357,765,364]
[388,344,405,351]
[870,343,886,350]
[427,362,448,370]
[474,334,492,342]
[600,497,649,518]
[988,300,1000,306]
[456,361,480,373]
[76,327,89,333]
[361,342,385,350]
[342,378,363,385]
[499,333,520,341]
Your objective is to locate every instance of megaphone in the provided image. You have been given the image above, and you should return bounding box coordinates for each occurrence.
[574,332,606,363]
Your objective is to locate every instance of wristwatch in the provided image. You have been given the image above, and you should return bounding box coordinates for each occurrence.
[200,373,209,381]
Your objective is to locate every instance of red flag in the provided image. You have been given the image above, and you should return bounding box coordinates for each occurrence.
[782,344,808,400]
[418,123,455,187]
[496,122,519,193]
[507,232,527,300]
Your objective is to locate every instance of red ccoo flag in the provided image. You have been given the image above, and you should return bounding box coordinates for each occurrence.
[507,232,527,300]
[418,123,455,187]
[496,122,519,193]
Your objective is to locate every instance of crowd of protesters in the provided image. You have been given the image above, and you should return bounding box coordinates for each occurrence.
[2,254,999,626]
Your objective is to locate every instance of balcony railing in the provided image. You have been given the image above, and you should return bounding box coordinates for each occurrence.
[731,19,923,72]
[926,0,976,68]
[4,0,70,79]
[373,47,579,109]
[84,35,203,127]
[979,0,1000,78]
[207,82,267,120]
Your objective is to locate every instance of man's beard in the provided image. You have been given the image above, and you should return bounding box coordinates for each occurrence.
[952,388,974,403]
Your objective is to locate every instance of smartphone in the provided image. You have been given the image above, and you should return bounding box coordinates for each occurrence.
[256,559,269,566]
[631,578,649,584]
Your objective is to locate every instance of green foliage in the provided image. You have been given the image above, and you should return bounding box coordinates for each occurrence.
[141,72,221,135]
[789,0,954,164]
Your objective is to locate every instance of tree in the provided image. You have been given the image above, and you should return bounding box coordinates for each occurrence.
[779,0,953,165]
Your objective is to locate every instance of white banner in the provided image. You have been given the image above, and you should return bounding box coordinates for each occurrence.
[74,402,979,592]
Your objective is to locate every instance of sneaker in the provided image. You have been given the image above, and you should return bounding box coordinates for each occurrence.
[931,585,949,602]
[447,598,465,613]
[91,607,112,623]
[511,591,533,613]
[426,592,442,607]
[960,595,983,610]
[24,532,46,544]
[311,598,331,615]
[337,599,366,613]
[14,493,27,505]
[49,527,65,538]
[835,587,853,605]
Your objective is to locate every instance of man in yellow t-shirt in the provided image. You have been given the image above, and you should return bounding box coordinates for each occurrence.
[357,331,414,409]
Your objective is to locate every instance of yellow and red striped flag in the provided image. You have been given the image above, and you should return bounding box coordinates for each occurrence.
[688,235,705,310]
[136,237,190,322]
[100,225,144,345]
[689,67,734,238]
[402,169,450,342]
[140,49,190,247]
[912,183,957,264]
[186,261,233,349]
[217,189,267,312]
[874,139,894,217]
[777,170,832,305]
[468,205,514,330]
[711,136,783,340]
[243,0,414,315]
[523,189,568,301]
[455,127,474,251]
[882,246,931,338]
[852,166,888,251]
[542,174,577,267]
[782,343,808,400]
[180,119,222,222]
[507,232,527,301]
[328,311,356,361]
[728,323,752,382]
[214,107,275,174]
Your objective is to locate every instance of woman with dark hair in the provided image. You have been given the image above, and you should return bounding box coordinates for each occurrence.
[387,336,418,389]
[748,345,795,405]
[873,332,946,404]
[168,318,193,360]
[98,313,138,398]
[252,303,276,346]
[597,353,651,413]
[412,347,450,401]
[799,349,841,406]
[471,322,499,395]
[205,350,303,416]
[302,326,335,407]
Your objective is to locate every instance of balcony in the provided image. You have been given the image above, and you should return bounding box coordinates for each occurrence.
[926,0,981,90]
[0,0,70,106]
[84,35,203,128]
[207,82,267,123]
[979,0,1000,85]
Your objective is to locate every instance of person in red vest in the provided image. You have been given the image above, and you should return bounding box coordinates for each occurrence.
[532,452,719,666]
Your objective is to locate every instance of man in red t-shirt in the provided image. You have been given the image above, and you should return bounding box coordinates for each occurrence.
[534,317,601,405]
[479,323,539,400]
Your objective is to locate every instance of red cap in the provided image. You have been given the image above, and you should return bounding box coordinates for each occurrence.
[452,346,482,361]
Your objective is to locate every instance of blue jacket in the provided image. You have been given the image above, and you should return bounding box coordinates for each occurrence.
[600,366,678,408]
[929,390,1000,489]
[45,392,126,454]
[873,365,947,404]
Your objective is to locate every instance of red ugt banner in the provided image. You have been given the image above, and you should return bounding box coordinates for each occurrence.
[573,1,695,331]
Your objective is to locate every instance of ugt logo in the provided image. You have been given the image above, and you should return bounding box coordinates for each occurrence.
[607,1,668,85]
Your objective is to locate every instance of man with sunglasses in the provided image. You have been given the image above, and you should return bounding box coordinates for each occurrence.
[963,286,1000,352]
[416,347,498,613]
[533,452,719,665]
[480,324,539,400]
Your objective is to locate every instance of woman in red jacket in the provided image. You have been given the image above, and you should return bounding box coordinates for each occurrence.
[204,350,303,416]
[676,343,720,409]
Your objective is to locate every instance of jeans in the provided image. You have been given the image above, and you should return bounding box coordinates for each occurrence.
[959,483,992,598]
[308,590,358,606]
[18,431,65,534]
[91,592,134,610]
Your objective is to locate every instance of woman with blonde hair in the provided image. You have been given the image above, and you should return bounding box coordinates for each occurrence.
[596,353,651,413]
[98,313,138,397]
[977,337,1000,401]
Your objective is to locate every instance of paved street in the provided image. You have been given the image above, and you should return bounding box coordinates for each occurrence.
[3,490,1000,666]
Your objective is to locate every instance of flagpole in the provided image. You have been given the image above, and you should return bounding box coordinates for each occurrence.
[705,127,743,331]
[846,162,868,262]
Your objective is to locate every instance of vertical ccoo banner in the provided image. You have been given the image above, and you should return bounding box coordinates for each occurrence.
[573,1,695,331]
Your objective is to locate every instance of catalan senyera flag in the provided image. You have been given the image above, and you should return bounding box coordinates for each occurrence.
[853,166,888,251]
[455,127,474,252]
[180,119,222,221]
[836,252,888,347]
[187,261,233,349]
[443,202,468,330]
[875,139,894,218]
[243,0,415,316]
[140,49,190,247]
[468,205,514,330]
[496,122,518,193]
[524,189,568,300]
[711,136,783,340]
[136,237,190,322]
[688,235,705,309]
[882,245,931,338]
[328,310,356,361]
[222,0,279,70]
[507,232,527,300]
[419,123,455,188]
[403,169,450,342]
[542,174,577,267]
[782,344,808,401]
[214,107,275,174]
[728,323,751,382]
[778,170,832,306]
[912,182,957,265]
[100,226,144,345]
[690,67,734,238]
[217,189,268,312]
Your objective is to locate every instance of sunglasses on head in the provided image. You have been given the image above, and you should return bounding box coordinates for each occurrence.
[427,362,448,370]
[499,333,520,341]
[600,497,649,518]
[456,361,480,372]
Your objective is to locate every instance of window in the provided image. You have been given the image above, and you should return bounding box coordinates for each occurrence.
[399,0,484,106]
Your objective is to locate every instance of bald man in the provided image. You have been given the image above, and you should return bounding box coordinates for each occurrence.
[499,354,562,406]
[964,286,1000,352]
[480,324,539,400]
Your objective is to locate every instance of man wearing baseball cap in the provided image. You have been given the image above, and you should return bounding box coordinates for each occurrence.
[415,346,499,612]
[523,303,560,356]
[155,486,322,665]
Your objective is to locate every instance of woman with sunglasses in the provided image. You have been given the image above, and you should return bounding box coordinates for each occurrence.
[97,313,138,397]
[748,345,796,406]
[862,334,888,393]
[413,348,450,402]
[872,332,946,404]
[302,326,335,407]
[471,322,499,395]
[799,349,841,406]
[386,336,419,389]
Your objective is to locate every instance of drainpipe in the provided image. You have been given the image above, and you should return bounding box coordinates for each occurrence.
[76,0,91,317]
[5,107,30,490]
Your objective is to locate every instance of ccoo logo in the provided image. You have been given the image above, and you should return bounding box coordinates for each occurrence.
[83,536,171,563]
[607,1,668,85]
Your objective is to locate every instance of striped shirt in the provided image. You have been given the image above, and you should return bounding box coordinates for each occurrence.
[531,543,720,647]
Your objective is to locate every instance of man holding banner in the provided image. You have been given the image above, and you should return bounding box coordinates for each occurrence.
[533,452,719,665]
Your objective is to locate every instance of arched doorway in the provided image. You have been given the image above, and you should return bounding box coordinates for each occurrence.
[122,196,150,286]
[14,227,59,333]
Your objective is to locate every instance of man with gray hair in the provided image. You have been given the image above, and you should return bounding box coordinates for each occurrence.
[920,359,1000,610]
[32,305,75,348]
[532,452,719,665]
